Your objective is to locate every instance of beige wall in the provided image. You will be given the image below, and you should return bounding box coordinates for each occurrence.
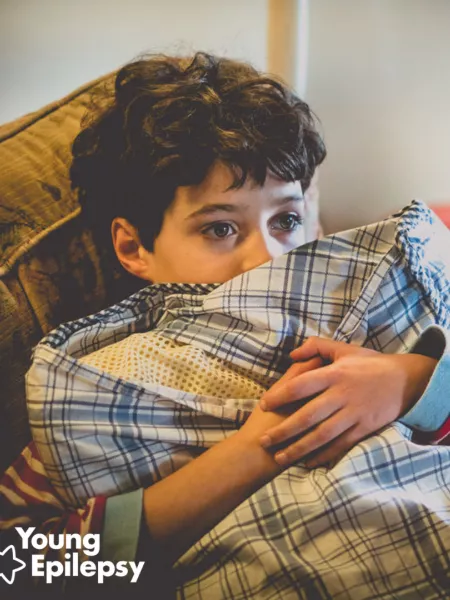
[308,0,450,233]
[0,0,268,124]
[2,0,450,234]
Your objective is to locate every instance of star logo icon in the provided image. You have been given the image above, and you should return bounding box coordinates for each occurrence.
[0,545,26,585]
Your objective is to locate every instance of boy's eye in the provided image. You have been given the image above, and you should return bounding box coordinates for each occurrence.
[272,213,303,232]
[202,222,236,239]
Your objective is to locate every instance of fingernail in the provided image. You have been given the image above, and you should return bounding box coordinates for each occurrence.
[260,435,272,448]
[260,399,267,411]
[275,452,289,466]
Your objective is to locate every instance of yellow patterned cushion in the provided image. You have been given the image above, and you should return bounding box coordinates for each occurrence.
[80,332,267,399]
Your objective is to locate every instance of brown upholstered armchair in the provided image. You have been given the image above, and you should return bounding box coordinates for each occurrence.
[0,73,144,474]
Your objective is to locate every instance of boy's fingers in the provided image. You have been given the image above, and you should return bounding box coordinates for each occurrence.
[270,357,324,394]
[290,337,355,362]
[283,357,325,379]
[304,425,362,468]
[260,392,341,447]
[271,410,353,466]
[261,364,333,410]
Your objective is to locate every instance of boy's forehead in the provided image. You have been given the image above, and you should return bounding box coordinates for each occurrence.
[170,162,302,216]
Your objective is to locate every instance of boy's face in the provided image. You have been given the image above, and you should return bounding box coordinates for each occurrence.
[114,162,306,284]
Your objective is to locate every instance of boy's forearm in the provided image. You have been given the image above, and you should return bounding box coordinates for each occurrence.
[142,429,282,564]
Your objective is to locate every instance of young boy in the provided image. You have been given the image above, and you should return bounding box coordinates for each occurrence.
[1,52,449,596]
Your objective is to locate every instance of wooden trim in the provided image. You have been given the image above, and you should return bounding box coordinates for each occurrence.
[267,0,309,97]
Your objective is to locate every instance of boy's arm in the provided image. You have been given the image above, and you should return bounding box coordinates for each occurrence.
[1,405,285,575]
[400,325,450,444]
[103,411,283,567]
[141,404,282,565]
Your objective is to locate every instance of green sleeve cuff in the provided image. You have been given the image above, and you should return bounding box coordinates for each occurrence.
[102,488,144,563]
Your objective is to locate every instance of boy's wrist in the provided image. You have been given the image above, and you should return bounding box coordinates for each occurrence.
[233,427,285,481]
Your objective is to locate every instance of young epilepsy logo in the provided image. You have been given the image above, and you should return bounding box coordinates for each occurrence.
[0,527,145,585]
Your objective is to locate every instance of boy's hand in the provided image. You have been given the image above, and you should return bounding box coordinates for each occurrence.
[259,337,437,468]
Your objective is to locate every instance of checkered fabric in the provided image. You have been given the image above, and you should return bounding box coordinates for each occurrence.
[26,200,450,598]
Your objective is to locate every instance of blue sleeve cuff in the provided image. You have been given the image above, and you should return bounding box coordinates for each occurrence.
[102,488,144,563]
[400,325,450,431]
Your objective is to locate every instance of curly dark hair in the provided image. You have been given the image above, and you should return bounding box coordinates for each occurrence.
[70,51,326,263]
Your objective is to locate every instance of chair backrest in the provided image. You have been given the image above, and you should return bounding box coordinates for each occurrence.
[0,73,142,473]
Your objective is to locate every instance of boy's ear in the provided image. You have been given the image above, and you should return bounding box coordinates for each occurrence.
[111,217,154,281]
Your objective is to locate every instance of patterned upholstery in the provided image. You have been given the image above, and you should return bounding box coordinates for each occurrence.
[0,74,143,473]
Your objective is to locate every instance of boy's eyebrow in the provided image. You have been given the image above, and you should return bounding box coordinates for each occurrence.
[186,195,304,220]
